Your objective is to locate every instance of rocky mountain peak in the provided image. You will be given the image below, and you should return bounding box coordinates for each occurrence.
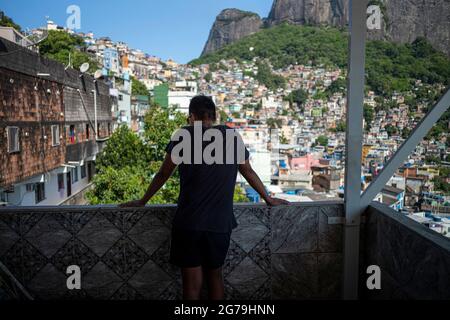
[201,8,262,56]
[202,0,450,57]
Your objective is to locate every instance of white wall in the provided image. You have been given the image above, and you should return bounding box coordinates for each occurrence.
[168,91,196,114]
[4,164,90,206]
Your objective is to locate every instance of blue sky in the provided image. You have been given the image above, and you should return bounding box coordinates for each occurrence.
[1,0,273,63]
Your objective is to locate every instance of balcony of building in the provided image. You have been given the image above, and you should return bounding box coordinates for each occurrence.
[0,201,448,300]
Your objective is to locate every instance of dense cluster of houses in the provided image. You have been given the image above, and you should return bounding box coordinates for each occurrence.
[1,19,448,237]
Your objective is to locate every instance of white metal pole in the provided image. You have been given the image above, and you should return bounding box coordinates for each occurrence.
[343,0,368,300]
[92,87,98,140]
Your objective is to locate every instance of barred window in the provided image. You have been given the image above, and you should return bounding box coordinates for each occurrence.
[7,126,20,153]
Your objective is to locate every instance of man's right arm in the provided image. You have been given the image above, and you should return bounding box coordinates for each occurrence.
[239,160,289,206]
[119,153,177,207]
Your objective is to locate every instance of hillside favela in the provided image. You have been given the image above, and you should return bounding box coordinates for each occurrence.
[1,4,449,235]
[0,0,449,302]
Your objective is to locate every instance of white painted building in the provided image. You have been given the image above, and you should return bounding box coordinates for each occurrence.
[2,161,93,206]
[168,91,196,114]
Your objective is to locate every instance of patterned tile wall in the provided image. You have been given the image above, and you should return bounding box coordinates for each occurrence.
[0,202,344,300]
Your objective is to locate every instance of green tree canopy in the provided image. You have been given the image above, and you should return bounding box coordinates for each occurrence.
[255,61,286,91]
[363,104,375,131]
[38,30,99,72]
[316,135,329,147]
[0,12,21,31]
[95,125,150,172]
[284,88,308,109]
[131,77,149,96]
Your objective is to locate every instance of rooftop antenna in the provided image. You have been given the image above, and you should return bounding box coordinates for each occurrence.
[65,52,72,70]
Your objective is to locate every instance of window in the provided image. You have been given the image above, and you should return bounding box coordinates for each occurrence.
[69,125,76,144]
[80,164,86,179]
[7,126,20,153]
[0,192,7,203]
[35,183,45,204]
[71,167,79,184]
[57,173,65,191]
[51,125,60,146]
[86,124,90,140]
[119,94,123,101]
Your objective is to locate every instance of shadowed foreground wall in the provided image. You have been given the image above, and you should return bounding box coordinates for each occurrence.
[360,202,450,300]
[0,202,344,300]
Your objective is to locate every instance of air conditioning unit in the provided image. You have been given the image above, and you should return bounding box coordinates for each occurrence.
[25,183,35,192]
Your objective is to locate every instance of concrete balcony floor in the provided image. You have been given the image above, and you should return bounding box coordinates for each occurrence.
[0,201,449,300]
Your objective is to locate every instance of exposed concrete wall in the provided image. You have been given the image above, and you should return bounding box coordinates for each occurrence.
[0,202,344,300]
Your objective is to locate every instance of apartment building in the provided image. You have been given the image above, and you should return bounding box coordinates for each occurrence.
[0,37,112,206]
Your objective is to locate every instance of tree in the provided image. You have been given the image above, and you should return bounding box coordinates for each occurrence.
[95,125,150,172]
[143,106,186,160]
[132,77,149,96]
[331,121,346,133]
[433,167,450,194]
[280,133,289,144]
[88,106,185,205]
[402,127,411,139]
[325,78,347,97]
[316,135,329,147]
[267,118,282,129]
[284,89,308,108]
[38,30,99,72]
[219,110,228,124]
[385,124,398,137]
[363,104,375,131]
[0,12,21,31]
[255,61,286,91]
[204,72,212,82]
[86,167,148,205]
[233,186,249,202]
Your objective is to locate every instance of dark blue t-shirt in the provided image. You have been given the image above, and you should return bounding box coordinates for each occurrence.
[165,124,249,233]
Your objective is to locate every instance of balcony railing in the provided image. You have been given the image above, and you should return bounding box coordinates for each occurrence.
[0,201,448,300]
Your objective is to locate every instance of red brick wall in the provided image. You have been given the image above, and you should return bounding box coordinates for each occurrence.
[0,68,66,187]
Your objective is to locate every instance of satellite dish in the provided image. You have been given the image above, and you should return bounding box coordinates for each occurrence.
[79,63,90,73]
[94,70,103,79]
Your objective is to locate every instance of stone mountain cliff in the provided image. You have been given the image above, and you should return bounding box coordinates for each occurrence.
[201,9,263,56]
[202,0,450,57]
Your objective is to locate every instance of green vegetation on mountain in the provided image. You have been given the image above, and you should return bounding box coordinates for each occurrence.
[190,24,450,97]
[284,88,309,109]
[38,30,99,72]
[255,61,286,91]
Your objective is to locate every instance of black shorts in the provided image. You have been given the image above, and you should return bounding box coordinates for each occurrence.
[169,228,231,269]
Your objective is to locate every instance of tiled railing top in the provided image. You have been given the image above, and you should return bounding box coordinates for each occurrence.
[0,202,345,300]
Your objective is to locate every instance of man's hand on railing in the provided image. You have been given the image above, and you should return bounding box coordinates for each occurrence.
[119,199,146,208]
[264,196,290,206]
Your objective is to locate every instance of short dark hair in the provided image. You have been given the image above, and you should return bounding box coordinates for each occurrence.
[189,95,216,121]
